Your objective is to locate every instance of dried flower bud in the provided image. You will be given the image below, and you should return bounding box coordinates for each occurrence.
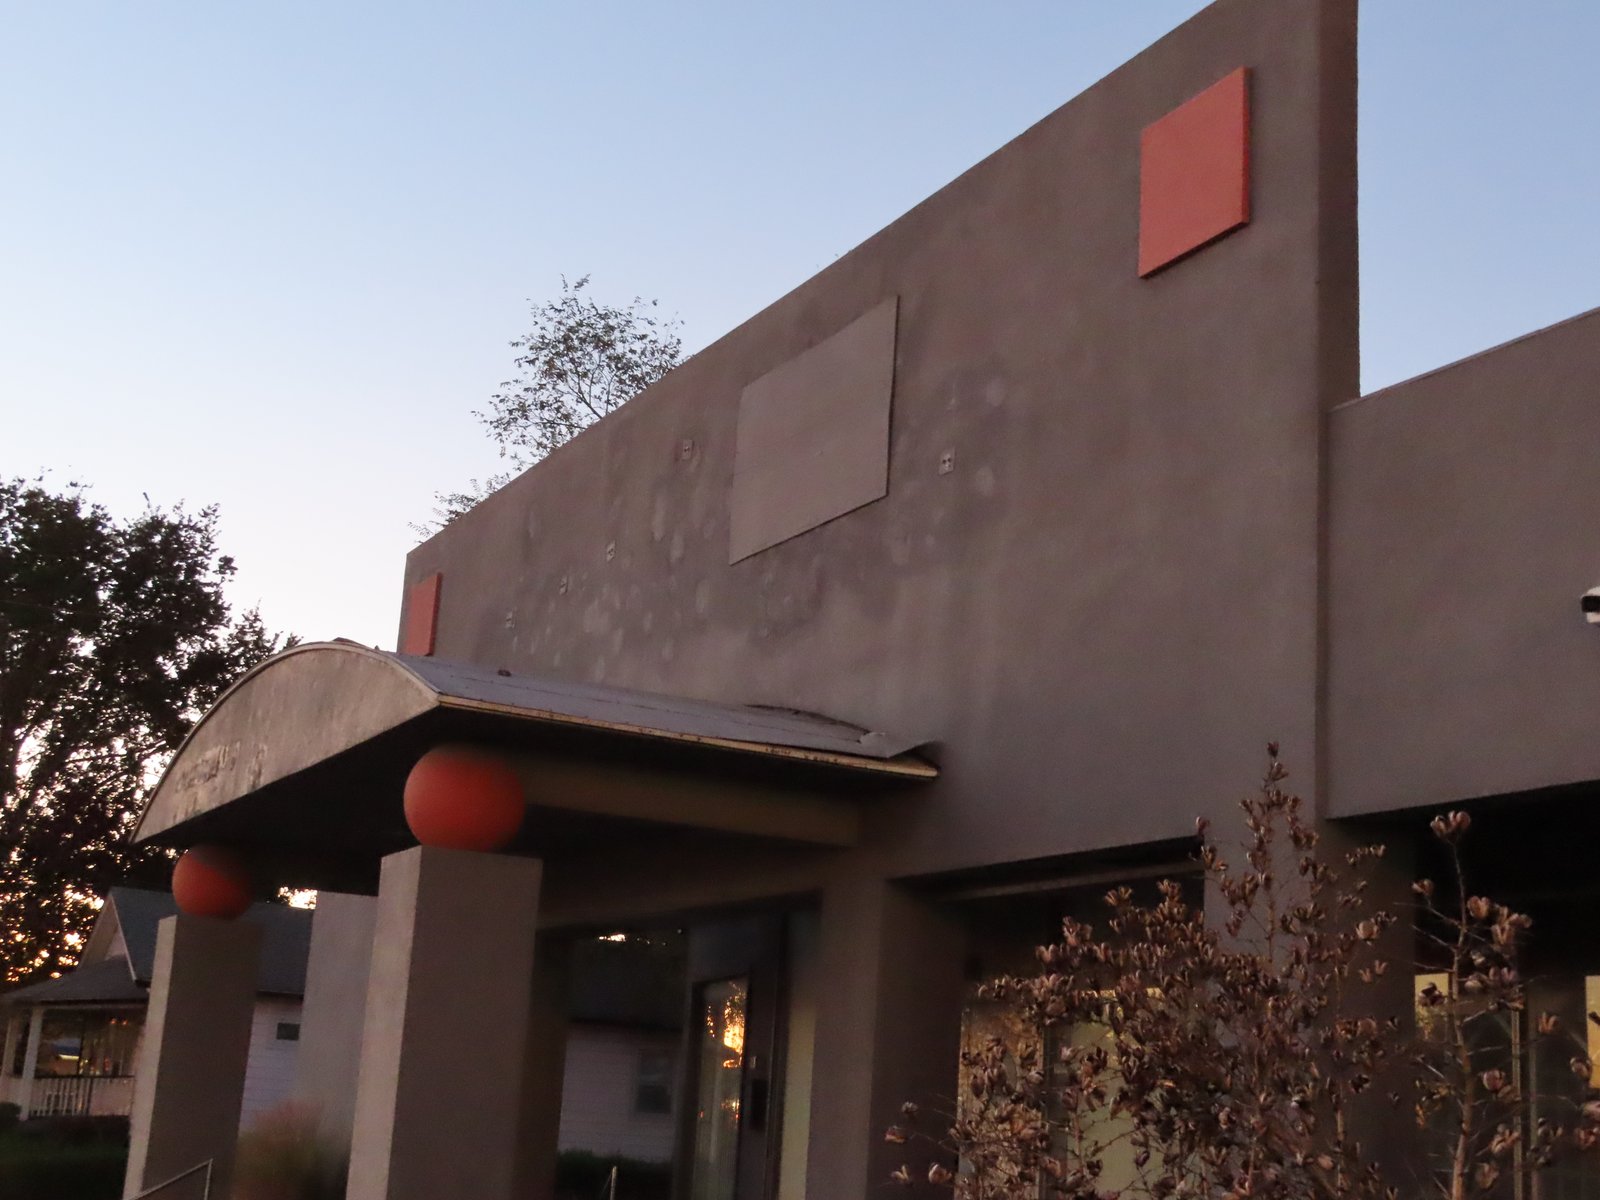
[1481,1069,1508,1094]
[927,1163,953,1186]
[890,1165,913,1187]
[885,1126,908,1144]
[1489,1125,1521,1157]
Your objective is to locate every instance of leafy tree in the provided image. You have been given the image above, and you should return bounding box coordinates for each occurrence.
[420,275,682,532]
[890,752,1600,1199]
[0,478,291,986]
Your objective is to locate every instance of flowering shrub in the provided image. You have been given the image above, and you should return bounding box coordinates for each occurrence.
[889,749,1600,1200]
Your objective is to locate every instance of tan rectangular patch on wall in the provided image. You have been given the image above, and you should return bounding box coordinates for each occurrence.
[729,297,898,563]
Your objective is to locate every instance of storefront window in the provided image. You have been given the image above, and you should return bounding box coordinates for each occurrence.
[1414,971,1600,1198]
[1528,974,1600,1200]
[689,977,747,1200]
[954,874,1200,1197]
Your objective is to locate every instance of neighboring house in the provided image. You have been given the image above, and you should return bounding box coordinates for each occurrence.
[0,888,310,1127]
[558,936,683,1165]
[104,3,1600,1199]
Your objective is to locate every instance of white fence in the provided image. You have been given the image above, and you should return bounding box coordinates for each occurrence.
[26,1074,135,1117]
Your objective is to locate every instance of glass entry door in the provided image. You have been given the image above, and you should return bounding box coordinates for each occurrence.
[677,916,785,1200]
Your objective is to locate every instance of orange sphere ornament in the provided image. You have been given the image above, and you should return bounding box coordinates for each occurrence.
[403,745,525,852]
[172,846,255,919]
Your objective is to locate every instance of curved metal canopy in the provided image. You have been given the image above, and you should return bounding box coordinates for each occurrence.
[134,641,934,854]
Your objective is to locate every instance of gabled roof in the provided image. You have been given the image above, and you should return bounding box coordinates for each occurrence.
[1,956,145,1006]
[1,888,313,1007]
[110,888,312,996]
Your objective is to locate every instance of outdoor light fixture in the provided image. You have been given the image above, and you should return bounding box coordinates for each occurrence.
[1584,587,1600,625]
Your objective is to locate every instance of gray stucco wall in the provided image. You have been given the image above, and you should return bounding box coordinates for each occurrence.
[1327,305,1600,816]
[407,0,1359,882]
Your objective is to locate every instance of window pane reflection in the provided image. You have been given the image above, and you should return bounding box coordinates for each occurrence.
[690,978,747,1200]
[1414,973,1600,1199]
[36,1012,141,1078]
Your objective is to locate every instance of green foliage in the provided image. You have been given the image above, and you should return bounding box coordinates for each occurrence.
[0,1122,126,1200]
[420,275,682,533]
[0,477,291,985]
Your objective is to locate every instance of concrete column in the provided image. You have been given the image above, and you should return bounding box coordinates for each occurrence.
[0,1011,18,1081]
[123,914,262,1200]
[293,891,378,1157]
[514,935,572,1200]
[803,875,965,1200]
[347,846,543,1200]
[0,1011,20,1109]
[20,1006,45,1116]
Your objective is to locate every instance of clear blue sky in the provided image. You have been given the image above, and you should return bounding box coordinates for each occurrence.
[4,2,1597,648]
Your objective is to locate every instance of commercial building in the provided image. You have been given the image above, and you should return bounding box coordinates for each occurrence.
[115,0,1600,1196]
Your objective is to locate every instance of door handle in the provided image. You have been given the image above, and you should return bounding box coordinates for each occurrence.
[746,1076,769,1132]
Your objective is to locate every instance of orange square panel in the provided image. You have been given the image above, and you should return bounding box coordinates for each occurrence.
[400,573,442,656]
[1139,67,1251,277]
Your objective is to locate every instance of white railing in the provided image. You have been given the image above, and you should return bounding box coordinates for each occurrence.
[26,1074,135,1117]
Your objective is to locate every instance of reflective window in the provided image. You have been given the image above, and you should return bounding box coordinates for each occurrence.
[36,1012,141,1078]
[634,1049,673,1115]
[689,978,747,1200]
[1414,971,1600,1199]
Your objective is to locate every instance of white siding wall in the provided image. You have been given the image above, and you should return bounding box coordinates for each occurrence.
[240,997,302,1128]
[558,1026,678,1164]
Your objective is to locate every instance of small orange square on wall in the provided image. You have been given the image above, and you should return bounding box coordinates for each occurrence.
[1139,67,1251,277]
[400,573,442,656]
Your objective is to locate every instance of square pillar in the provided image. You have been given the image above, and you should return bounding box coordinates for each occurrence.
[124,914,262,1200]
[292,891,379,1155]
[514,936,572,1200]
[19,1006,44,1115]
[0,1007,40,1113]
[0,1011,18,1088]
[803,876,965,1200]
[348,846,543,1200]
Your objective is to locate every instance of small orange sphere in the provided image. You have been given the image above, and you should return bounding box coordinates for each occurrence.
[404,745,525,852]
[172,846,254,919]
